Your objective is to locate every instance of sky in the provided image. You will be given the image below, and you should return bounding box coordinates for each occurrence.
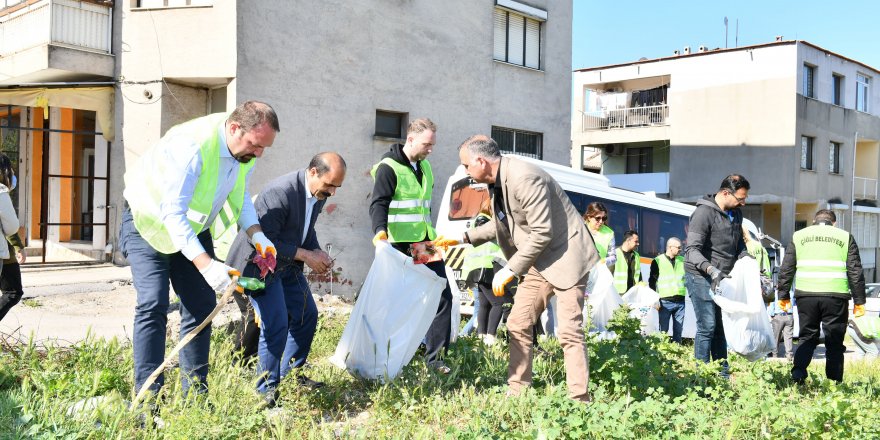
[572,0,880,71]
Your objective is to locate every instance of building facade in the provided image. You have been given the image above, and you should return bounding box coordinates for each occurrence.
[3,1,573,296]
[572,40,880,281]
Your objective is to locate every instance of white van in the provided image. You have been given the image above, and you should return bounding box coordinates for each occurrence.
[435,155,771,339]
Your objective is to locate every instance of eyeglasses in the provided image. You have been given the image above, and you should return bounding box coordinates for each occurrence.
[591,216,607,222]
[728,191,746,204]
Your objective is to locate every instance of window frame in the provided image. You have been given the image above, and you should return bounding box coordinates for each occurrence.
[493,7,544,71]
[829,141,841,174]
[856,73,870,112]
[491,126,543,159]
[801,135,814,171]
[832,73,844,106]
[802,64,816,98]
[374,110,407,140]
[625,147,653,174]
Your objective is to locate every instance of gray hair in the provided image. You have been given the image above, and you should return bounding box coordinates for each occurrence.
[458,134,501,160]
[666,237,682,250]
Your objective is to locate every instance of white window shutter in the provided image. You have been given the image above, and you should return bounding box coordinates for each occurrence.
[524,18,540,69]
[507,14,525,66]
[493,8,507,61]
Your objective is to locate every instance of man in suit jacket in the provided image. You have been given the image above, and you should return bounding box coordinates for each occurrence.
[227,152,345,406]
[441,135,599,402]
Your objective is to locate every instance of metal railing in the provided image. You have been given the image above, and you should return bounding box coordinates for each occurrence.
[0,0,111,57]
[854,176,879,200]
[581,104,669,131]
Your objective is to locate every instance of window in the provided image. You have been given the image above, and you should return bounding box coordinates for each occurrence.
[374,110,406,139]
[802,64,815,98]
[625,147,653,174]
[492,126,542,159]
[800,136,814,170]
[832,74,844,106]
[493,4,544,70]
[856,73,870,112]
[137,0,212,7]
[829,141,841,174]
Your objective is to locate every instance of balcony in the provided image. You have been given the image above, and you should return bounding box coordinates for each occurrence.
[854,176,878,200]
[581,104,669,131]
[606,172,670,195]
[0,0,113,83]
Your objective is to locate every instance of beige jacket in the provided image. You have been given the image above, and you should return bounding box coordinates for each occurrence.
[0,183,20,260]
[468,157,599,289]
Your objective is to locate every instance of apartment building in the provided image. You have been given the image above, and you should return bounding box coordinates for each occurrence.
[2,1,573,295]
[572,40,880,281]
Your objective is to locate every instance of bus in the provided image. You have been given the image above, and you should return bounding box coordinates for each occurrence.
[436,155,764,340]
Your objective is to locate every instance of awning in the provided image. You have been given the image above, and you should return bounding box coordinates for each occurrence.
[0,86,115,141]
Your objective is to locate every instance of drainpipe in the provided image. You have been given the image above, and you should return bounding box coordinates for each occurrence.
[850,131,858,231]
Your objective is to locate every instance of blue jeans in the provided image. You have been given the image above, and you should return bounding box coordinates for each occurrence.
[658,298,685,343]
[120,209,216,395]
[685,272,728,372]
[461,288,480,336]
[250,267,318,393]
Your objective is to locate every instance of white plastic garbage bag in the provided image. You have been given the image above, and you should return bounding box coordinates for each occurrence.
[714,257,775,361]
[621,285,661,335]
[330,242,446,380]
[584,264,623,335]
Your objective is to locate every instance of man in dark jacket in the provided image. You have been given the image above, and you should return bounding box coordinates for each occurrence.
[684,174,751,376]
[777,209,866,383]
[227,152,345,407]
[369,118,453,374]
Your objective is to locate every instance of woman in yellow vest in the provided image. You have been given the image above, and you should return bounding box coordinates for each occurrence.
[461,211,512,345]
[583,202,616,269]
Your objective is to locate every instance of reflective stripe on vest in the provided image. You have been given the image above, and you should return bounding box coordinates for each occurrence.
[793,225,850,294]
[614,248,641,293]
[124,113,253,254]
[370,157,436,242]
[654,255,686,298]
[590,225,614,259]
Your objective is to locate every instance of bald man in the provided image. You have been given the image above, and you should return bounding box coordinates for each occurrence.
[649,237,686,343]
[227,152,346,407]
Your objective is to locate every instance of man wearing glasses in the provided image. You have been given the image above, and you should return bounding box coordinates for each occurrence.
[684,174,751,377]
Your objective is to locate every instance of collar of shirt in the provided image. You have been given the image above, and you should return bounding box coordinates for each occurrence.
[303,175,318,244]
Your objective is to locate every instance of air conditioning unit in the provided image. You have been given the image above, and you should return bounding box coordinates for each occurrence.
[604,145,625,156]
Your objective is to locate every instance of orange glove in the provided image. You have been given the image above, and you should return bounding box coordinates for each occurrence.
[778,299,791,313]
[492,266,516,297]
[252,232,276,258]
[372,230,388,247]
[432,235,460,251]
[853,304,866,318]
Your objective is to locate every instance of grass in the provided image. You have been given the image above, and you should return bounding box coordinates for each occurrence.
[1,307,880,439]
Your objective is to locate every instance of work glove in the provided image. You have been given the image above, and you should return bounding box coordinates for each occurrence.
[432,235,460,251]
[372,230,388,247]
[778,299,792,313]
[707,266,730,295]
[853,304,866,318]
[251,232,276,258]
[199,260,239,293]
[492,266,516,297]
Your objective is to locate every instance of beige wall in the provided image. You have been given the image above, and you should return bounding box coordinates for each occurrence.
[856,141,879,179]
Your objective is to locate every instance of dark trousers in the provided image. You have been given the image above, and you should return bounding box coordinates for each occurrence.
[476,283,513,335]
[423,260,452,365]
[792,295,848,382]
[0,261,21,321]
[120,209,217,395]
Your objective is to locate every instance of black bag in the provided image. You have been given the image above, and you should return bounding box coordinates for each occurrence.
[760,275,776,303]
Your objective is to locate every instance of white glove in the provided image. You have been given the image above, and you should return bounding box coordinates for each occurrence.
[251,231,276,258]
[199,259,236,292]
[492,266,516,297]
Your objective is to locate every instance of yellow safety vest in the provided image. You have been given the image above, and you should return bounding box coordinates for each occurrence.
[124,113,253,254]
[614,248,641,293]
[590,224,614,259]
[793,224,850,294]
[654,255,686,298]
[370,157,436,243]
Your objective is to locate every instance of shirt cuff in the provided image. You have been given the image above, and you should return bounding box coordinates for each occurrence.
[180,240,207,261]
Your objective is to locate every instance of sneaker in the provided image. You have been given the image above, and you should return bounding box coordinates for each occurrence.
[482,334,497,346]
[295,374,326,390]
[258,388,280,409]
[428,361,452,375]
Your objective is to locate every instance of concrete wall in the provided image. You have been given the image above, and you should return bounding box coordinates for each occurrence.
[237,0,573,298]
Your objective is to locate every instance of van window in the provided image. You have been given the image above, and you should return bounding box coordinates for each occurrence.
[448,177,490,220]
[641,209,688,259]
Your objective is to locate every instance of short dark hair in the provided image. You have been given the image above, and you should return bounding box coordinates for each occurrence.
[623,230,639,242]
[228,100,280,133]
[814,209,836,224]
[583,201,608,221]
[719,174,750,192]
[308,152,347,176]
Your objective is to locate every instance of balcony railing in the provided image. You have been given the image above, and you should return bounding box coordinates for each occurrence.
[582,104,669,131]
[0,0,112,57]
[854,176,878,200]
